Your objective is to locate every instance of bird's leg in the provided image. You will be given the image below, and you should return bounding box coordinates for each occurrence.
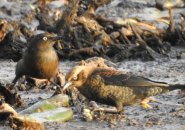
[10,76,20,93]
[12,76,19,85]
[89,101,120,114]
[140,97,156,109]
[52,72,65,96]
[116,101,124,114]
[55,71,65,87]
[50,78,66,96]
[93,107,118,113]
[8,83,18,94]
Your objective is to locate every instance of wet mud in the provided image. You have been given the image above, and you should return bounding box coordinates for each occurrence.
[0,0,185,129]
[0,58,185,130]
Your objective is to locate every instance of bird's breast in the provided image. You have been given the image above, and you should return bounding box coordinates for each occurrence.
[37,49,59,78]
[24,48,59,79]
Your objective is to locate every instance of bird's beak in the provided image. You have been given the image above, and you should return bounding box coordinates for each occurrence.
[50,36,63,41]
[63,82,72,90]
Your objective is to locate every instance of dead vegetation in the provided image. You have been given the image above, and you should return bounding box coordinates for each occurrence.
[0,0,184,61]
[0,82,22,106]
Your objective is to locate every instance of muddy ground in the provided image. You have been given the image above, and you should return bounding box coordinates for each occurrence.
[1,0,185,129]
[1,52,185,130]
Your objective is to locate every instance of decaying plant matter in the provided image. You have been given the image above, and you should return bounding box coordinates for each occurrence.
[0,0,184,61]
[0,102,44,130]
[0,82,22,106]
[52,0,185,61]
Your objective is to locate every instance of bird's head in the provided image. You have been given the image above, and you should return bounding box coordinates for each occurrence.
[29,33,62,49]
[63,65,95,90]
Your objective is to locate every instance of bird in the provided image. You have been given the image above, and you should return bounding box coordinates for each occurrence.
[12,33,61,87]
[63,65,185,114]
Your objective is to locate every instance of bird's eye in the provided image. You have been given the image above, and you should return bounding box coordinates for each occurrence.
[43,37,47,41]
[73,75,78,81]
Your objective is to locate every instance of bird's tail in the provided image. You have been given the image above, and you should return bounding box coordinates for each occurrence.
[168,84,185,91]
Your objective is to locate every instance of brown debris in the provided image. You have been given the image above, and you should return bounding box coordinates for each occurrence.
[56,0,80,34]
[78,57,116,69]
[0,24,29,61]
[0,0,184,61]
[0,102,44,130]
[23,71,65,89]
[0,82,22,106]
[9,116,44,130]
[38,0,68,7]
[0,102,17,120]
[68,47,101,60]
[76,15,112,46]
[0,20,12,42]
[169,8,175,32]
[54,0,184,61]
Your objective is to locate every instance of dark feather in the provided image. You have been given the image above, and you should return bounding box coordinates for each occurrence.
[92,68,169,88]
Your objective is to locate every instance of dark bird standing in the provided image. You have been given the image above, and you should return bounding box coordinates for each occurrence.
[12,33,60,85]
[63,65,185,113]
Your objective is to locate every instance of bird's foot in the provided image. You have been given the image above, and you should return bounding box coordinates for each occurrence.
[141,103,152,109]
[140,97,156,109]
[82,108,93,121]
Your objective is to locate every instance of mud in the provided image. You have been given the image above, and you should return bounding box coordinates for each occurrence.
[97,0,184,21]
[0,57,185,130]
[0,0,185,129]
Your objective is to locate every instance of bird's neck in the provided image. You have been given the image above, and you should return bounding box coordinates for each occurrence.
[83,66,100,76]
[38,44,53,50]
[29,44,54,52]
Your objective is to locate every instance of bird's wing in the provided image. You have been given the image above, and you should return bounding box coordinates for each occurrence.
[92,69,168,87]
